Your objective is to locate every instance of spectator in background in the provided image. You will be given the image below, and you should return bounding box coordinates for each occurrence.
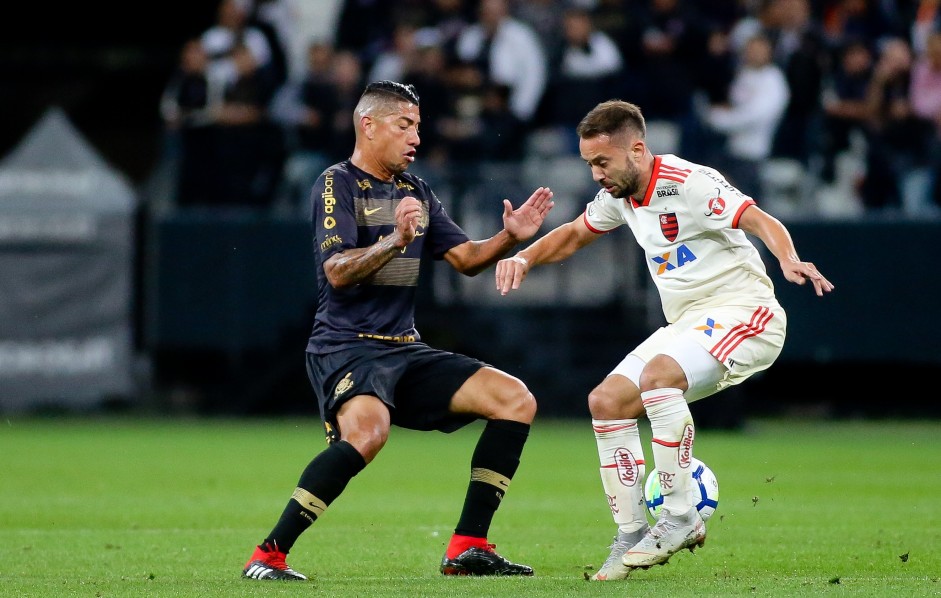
[250,0,298,86]
[420,0,475,60]
[402,41,452,167]
[910,0,941,54]
[455,0,548,125]
[544,6,625,137]
[211,38,287,207]
[770,0,830,166]
[861,37,935,213]
[326,51,365,165]
[437,59,488,165]
[513,0,565,49]
[160,39,221,207]
[591,0,645,68]
[445,82,526,162]
[368,21,422,84]
[703,34,791,197]
[909,30,941,208]
[201,0,277,99]
[333,0,397,66]
[819,38,873,183]
[633,0,711,121]
[161,0,284,208]
[821,0,897,49]
[160,0,286,208]
[273,41,339,207]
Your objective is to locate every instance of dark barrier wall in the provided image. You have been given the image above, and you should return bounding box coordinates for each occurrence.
[768,220,941,365]
[145,212,941,414]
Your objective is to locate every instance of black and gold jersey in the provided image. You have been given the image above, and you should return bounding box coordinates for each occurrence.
[306,160,468,353]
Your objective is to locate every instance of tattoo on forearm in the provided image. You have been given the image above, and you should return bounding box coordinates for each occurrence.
[329,234,404,285]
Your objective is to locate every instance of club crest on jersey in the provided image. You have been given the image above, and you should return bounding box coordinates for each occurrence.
[334,372,354,398]
[659,212,678,241]
[705,187,726,216]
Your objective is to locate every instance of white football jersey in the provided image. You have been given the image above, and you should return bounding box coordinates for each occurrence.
[583,154,777,323]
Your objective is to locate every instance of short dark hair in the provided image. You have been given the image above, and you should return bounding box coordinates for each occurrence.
[576,100,646,140]
[362,80,420,106]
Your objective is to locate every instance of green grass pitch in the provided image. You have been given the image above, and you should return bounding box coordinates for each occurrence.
[1,416,939,597]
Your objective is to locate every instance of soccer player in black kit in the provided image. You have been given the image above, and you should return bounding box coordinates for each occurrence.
[242,81,554,580]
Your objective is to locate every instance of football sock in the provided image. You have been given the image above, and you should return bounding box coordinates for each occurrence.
[451,419,529,552]
[592,418,648,534]
[445,534,490,559]
[263,440,366,552]
[642,388,695,517]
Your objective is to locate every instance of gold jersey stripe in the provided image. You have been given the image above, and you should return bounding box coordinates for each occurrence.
[372,257,420,286]
[471,467,511,491]
[291,487,328,516]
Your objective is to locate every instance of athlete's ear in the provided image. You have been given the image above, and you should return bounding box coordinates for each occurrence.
[632,140,645,158]
[361,115,375,140]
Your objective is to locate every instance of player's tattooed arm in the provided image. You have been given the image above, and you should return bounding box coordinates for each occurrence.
[322,235,404,288]
[323,196,422,288]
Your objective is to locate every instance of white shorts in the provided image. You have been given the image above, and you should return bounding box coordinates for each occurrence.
[611,303,787,402]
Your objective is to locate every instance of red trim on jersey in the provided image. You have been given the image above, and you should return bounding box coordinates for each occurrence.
[634,157,692,207]
[732,200,756,228]
[659,163,692,177]
[633,156,663,207]
[582,211,608,234]
[710,306,774,363]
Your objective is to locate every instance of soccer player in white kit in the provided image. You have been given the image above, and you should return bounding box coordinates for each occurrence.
[494,100,834,580]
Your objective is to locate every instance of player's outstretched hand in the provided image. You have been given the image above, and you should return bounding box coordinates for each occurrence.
[495,255,530,296]
[781,260,834,296]
[503,187,554,242]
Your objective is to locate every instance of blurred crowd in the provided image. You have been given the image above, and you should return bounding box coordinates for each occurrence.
[158,0,941,219]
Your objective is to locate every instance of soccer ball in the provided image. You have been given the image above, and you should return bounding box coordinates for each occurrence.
[644,458,719,522]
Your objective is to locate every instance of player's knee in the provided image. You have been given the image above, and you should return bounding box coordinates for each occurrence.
[338,407,391,463]
[493,380,536,423]
[342,423,389,463]
[588,387,642,419]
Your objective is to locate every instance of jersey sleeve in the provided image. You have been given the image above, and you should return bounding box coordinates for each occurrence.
[583,189,625,233]
[686,166,756,231]
[312,167,357,261]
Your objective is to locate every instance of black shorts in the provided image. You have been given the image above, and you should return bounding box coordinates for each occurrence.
[306,341,487,441]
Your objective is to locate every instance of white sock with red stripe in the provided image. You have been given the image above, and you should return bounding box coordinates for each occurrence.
[641,388,695,517]
[592,419,648,533]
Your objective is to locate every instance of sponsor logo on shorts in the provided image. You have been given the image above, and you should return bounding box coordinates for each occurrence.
[695,317,725,337]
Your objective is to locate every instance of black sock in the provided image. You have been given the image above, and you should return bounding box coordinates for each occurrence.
[454,419,530,538]
[263,440,366,552]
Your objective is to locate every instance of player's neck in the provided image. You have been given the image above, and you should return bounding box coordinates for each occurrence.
[350,150,395,183]
[636,153,656,200]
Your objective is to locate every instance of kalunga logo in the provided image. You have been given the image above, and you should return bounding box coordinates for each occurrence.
[678,424,694,469]
[614,448,638,486]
